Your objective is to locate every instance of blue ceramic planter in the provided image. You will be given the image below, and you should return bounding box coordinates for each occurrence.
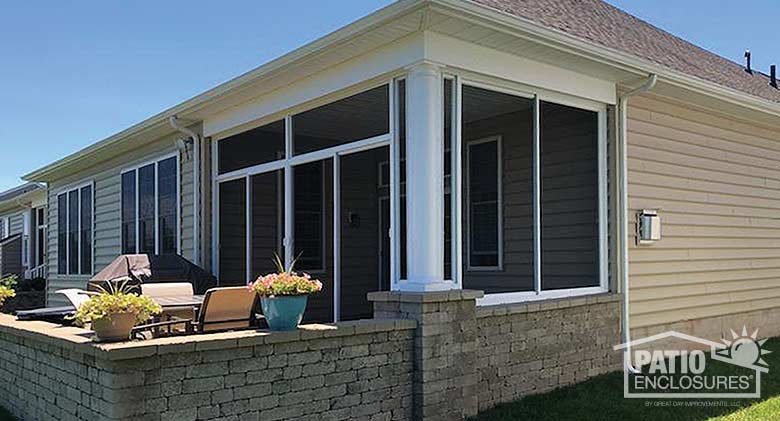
[260,295,308,331]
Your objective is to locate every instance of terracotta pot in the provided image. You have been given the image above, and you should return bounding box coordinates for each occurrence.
[91,312,136,342]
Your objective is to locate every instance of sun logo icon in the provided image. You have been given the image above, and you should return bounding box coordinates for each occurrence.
[715,326,771,371]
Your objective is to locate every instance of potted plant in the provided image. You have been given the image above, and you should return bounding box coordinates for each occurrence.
[0,275,16,311]
[249,255,322,331]
[70,279,162,342]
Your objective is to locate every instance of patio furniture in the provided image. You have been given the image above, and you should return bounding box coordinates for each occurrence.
[131,287,257,338]
[141,282,196,321]
[55,289,98,309]
[89,254,217,294]
[16,294,204,322]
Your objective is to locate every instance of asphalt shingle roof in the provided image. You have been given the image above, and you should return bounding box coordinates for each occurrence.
[471,0,780,104]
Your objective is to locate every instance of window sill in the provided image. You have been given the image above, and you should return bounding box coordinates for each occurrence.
[476,286,614,310]
[476,290,619,318]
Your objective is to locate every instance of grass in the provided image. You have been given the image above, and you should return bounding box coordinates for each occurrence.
[473,338,780,421]
[0,406,14,421]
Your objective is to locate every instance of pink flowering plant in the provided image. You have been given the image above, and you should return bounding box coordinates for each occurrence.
[249,255,322,297]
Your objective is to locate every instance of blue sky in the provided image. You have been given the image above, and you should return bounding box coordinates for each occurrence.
[0,0,777,192]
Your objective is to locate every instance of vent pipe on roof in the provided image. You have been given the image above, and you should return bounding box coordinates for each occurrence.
[771,65,777,88]
[744,50,752,74]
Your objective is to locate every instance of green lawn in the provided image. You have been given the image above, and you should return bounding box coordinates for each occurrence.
[473,338,780,421]
[0,406,14,421]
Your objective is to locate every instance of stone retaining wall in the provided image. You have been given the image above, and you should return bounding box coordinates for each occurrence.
[474,295,622,412]
[0,316,415,421]
[0,292,624,421]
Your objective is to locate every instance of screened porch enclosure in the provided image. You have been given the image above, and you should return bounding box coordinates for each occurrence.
[215,85,393,322]
[214,66,608,322]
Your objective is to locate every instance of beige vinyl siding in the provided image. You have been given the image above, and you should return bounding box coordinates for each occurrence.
[8,213,23,236]
[46,127,200,306]
[627,93,780,329]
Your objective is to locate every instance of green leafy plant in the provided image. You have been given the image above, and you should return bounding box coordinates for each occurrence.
[0,275,16,307]
[249,254,323,297]
[70,279,162,325]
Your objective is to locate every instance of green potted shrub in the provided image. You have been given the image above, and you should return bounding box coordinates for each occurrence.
[0,275,17,311]
[70,280,162,342]
[249,256,322,331]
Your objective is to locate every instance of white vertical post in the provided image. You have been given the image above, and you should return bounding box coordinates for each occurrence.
[390,79,400,290]
[533,95,542,294]
[398,63,453,292]
[211,140,220,280]
[246,176,252,283]
[333,155,341,322]
[284,116,294,269]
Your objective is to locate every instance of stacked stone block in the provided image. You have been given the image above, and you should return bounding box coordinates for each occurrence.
[369,290,484,421]
[474,294,622,412]
[0,317,415,421]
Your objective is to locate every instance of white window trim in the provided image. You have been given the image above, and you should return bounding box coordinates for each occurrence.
[453,76,609,306]
[55,180,95,276]
[2,216,9,239]
[465,135,503,272]
[120,152,181,256]
[35,207,46,268]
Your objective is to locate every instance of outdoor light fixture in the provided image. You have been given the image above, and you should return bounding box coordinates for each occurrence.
[636,209,661,245]
[175,137,193,160]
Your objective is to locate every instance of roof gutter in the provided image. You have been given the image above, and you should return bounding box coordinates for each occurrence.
[618,74,657,373]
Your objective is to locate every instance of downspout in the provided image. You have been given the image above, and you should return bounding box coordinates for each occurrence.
[618,74,657,372]
[169,116,200,265]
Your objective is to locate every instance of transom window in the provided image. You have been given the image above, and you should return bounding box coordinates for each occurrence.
[57,184,93,275]
[121,156,179,255]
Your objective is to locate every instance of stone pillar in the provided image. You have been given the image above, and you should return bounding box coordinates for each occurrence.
[369,290,484,421]
[401,62,453,292]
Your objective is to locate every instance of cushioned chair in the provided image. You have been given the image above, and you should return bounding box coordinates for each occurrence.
[132,287,257,338]
[141,282,197,327]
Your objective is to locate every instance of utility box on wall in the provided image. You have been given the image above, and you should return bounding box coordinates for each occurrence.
[637,209,661,245]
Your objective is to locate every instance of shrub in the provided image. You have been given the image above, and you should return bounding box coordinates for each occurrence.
[0,275,17,307]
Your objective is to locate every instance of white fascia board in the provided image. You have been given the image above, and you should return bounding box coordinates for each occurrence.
[425,32,616,105]
[204,32,426,138]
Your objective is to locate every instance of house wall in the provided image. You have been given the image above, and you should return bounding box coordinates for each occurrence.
[7,212,23,236]
[627,93,780,340]
[46,126,200,305]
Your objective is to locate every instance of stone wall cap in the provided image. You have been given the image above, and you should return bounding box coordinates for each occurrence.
[367,289,484,303]
[476,292,621,318]
[0,313,416,361]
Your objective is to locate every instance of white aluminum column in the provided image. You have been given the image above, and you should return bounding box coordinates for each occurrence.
[398,63,454,292]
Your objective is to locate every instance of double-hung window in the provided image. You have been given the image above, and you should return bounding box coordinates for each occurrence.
[57,184,93,275]
[121,155,179,255]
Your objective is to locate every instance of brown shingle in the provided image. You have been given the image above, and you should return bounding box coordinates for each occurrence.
[470,0,780,104]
